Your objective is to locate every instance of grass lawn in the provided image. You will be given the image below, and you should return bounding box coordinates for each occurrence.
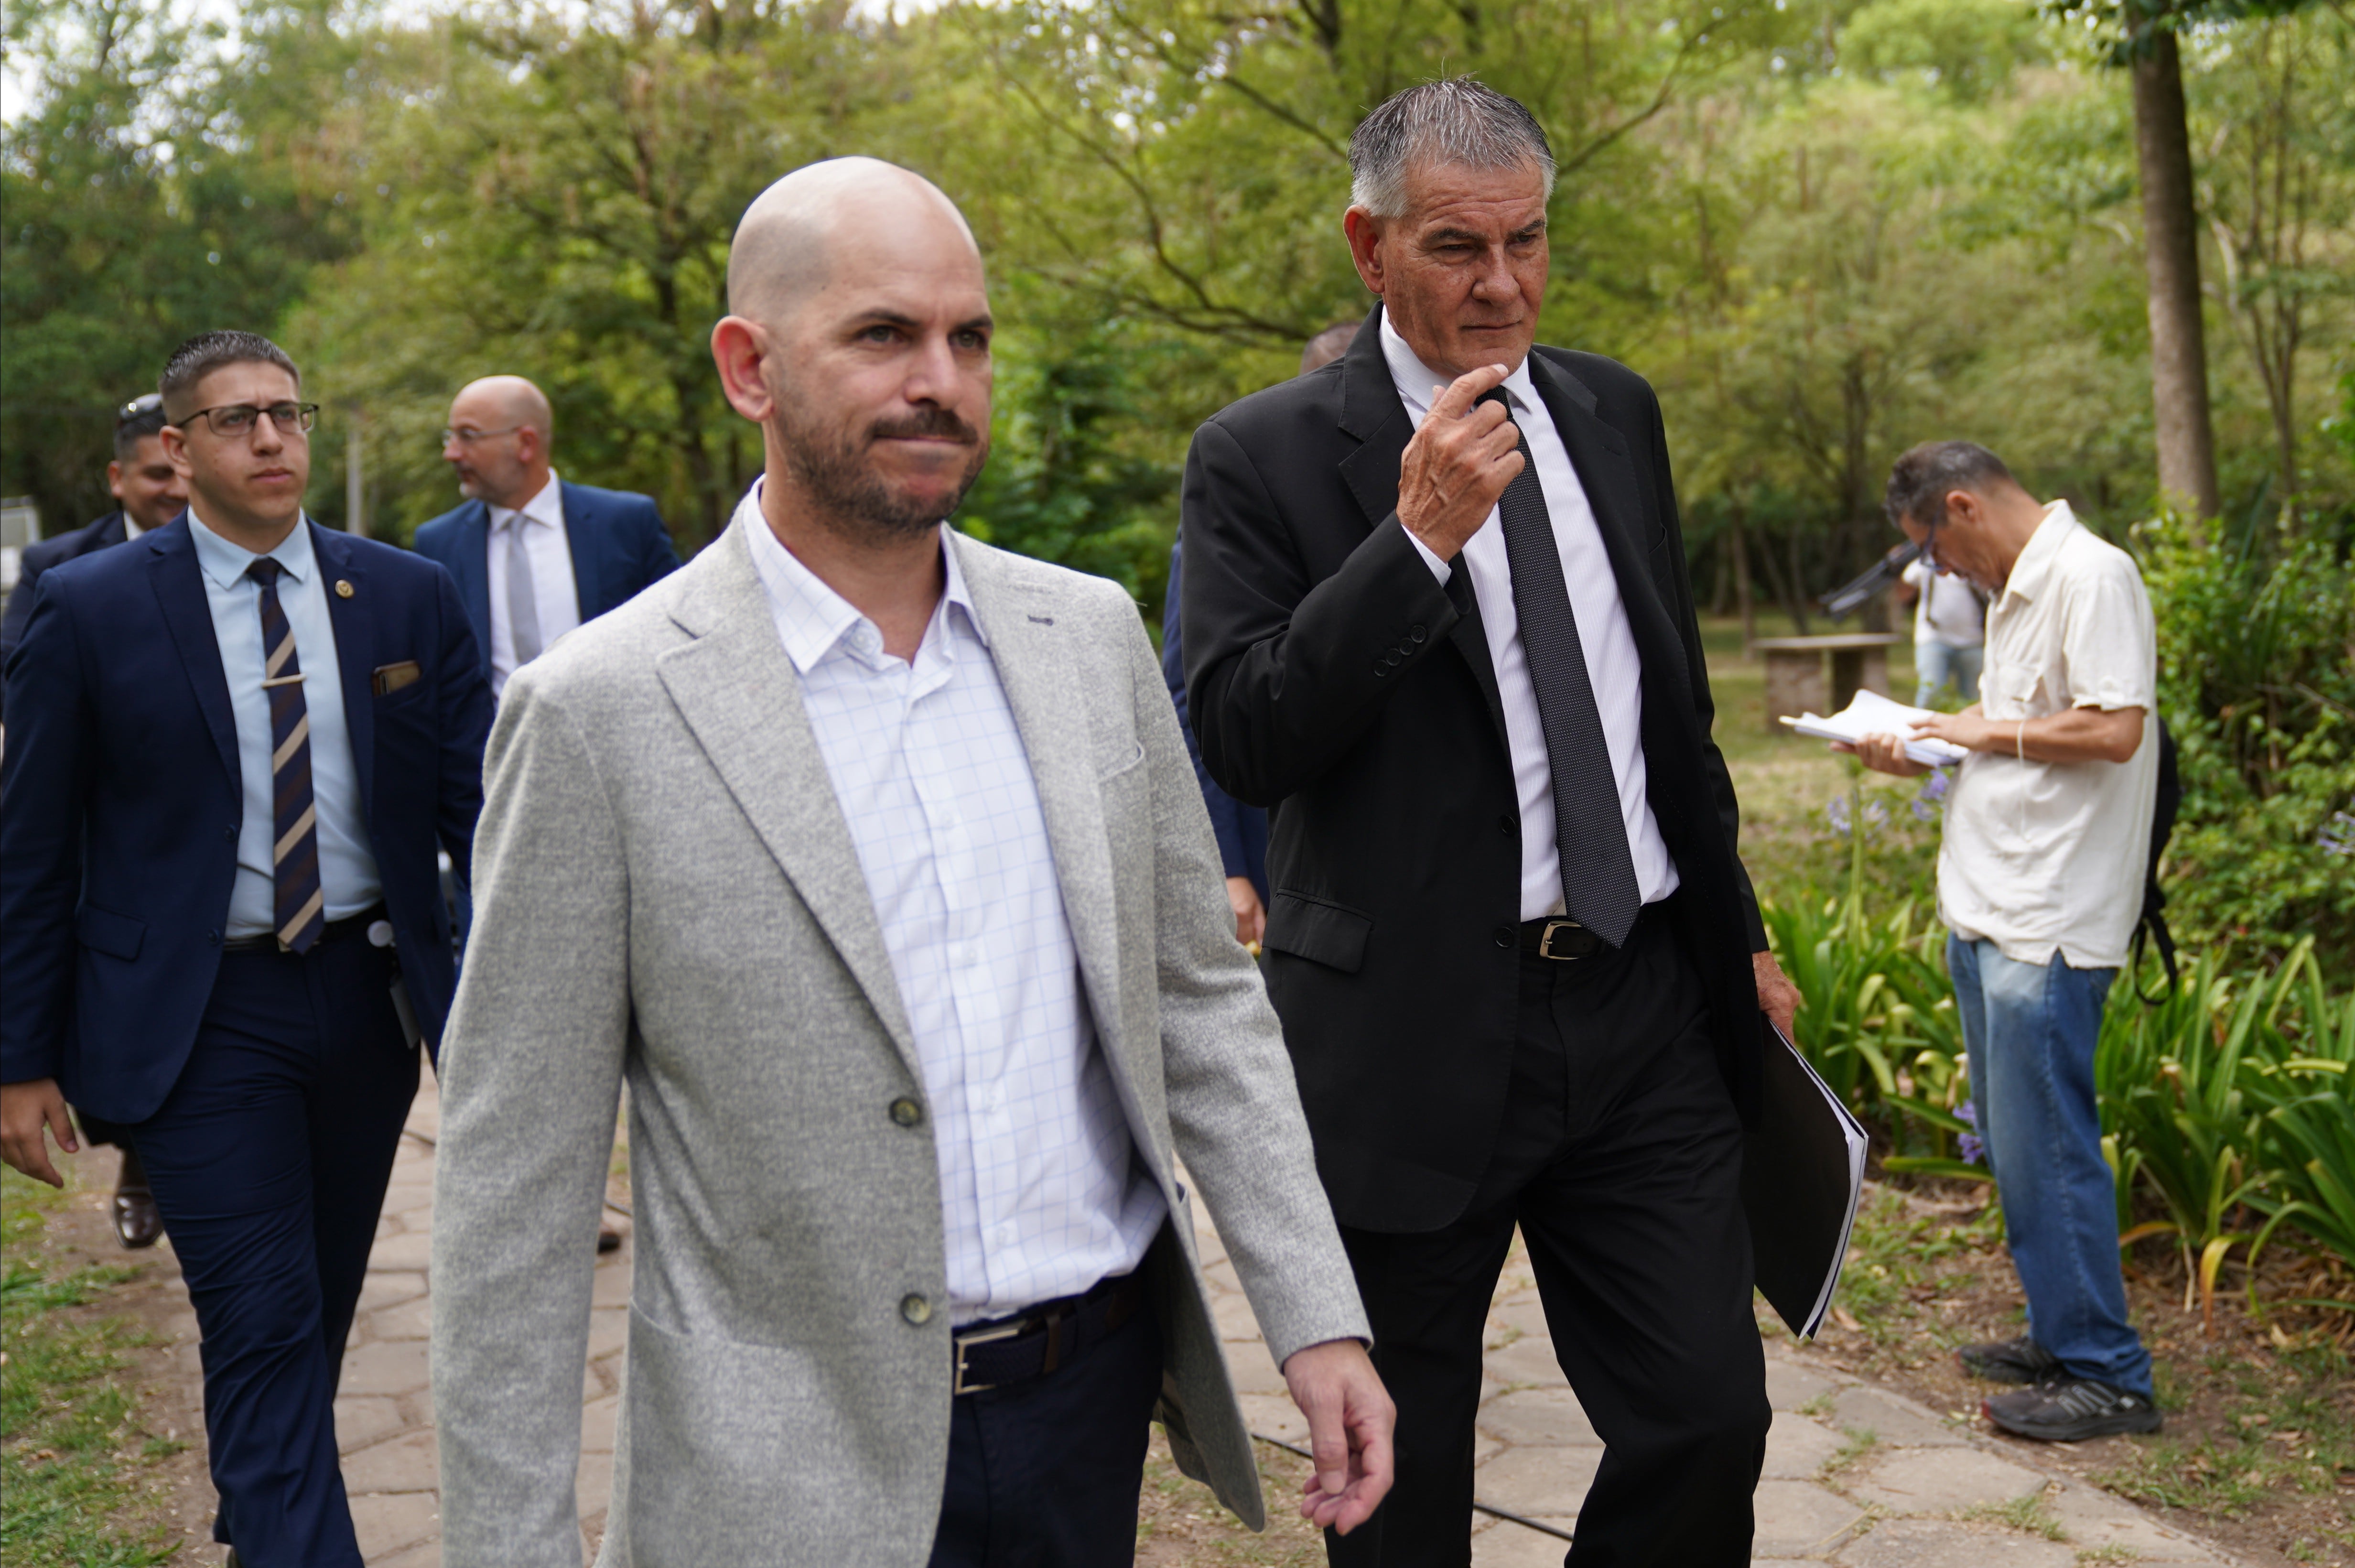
[1,1166,188,1566]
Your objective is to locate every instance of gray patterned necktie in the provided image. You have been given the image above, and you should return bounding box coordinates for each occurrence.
[1480,388,1642,947]
[503,512,543,668]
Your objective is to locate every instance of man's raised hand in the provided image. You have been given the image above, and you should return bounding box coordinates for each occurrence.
[1396,364,1523,561]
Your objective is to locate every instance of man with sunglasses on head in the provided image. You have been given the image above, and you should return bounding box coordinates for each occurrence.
[1,393,191,1249]
[0,331,492,1567]
[415,375,680,701]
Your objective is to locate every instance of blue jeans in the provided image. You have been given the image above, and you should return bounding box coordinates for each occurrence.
[1915,640,1982,707]
[1949,936,2153,1399]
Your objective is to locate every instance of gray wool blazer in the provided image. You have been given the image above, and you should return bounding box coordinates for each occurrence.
[429,513,1369,1568]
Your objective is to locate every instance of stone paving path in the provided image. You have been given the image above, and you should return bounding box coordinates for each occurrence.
[153,1066,2242,1564]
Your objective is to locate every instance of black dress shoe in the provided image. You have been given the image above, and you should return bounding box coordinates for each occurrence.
[112,1149,163,1250]
[1956,1333,2059,1384]
[597,1222,624,1254]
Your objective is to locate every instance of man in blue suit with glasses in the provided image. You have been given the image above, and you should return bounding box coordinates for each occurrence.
[414,375,681,699]
[0,330,492,1567]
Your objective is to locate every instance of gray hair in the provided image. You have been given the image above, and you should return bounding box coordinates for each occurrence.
[1348,78,1556,218]
[1884,440,2017,529]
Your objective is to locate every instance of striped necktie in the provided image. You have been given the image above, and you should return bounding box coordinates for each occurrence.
[247,559,324,953]
[1480,388,1642,947]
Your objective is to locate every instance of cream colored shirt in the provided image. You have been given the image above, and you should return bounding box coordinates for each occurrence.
[1938,501,2157,970]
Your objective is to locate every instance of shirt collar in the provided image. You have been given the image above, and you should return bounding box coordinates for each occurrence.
[736,478,981,675]
[1378,305,1542,421]
[1999,499,2078,606]
[488,470,564,534]
[188,507,316,592]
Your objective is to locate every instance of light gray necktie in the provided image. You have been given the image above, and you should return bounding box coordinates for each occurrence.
[503,513,543,668]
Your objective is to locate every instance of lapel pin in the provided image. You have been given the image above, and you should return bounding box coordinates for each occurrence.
[335,579,355,598]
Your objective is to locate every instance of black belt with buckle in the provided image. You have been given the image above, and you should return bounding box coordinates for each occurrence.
[1521,915,1606,961]
[222,904,389,954]
[951,1272,1146,1396]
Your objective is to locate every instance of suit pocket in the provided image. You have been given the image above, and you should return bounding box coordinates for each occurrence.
[619,1307,860,1563]
[76,904,145,962]
[1263,892,1372,974]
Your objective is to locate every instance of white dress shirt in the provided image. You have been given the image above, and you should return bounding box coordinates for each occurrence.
[1939,501,2158,970]
[1380,310,1678,920]
[740,483,1164,1323]
[186,510,383,937]
[485,471,581,698]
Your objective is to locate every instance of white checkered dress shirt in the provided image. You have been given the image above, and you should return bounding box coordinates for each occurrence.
[741,484,1165,1324]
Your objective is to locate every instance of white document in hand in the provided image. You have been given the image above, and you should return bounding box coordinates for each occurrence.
[1780,688,1967,768]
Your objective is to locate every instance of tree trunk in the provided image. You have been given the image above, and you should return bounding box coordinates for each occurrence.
[2132,30,2221,522]
[1729,497,1757,654]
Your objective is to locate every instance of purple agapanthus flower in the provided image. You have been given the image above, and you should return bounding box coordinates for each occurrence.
[1956,1100,1985,1166]
[1912,768,1953,822]
[1825,796,1851,835]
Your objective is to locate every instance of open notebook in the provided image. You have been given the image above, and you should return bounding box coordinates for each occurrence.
[1743,1023,1870,1341]
[1779,688,1967,769]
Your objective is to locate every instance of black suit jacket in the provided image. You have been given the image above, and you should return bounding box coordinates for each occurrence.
[0,511,131,721]
[1180,309,1767,1234]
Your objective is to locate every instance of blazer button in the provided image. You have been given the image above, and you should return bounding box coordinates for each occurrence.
[224,826,237,841]
[206,930,220,945]
[1498,814,1516,837]
[901,1293,934,1326]
[1493,927,1515,949]
[889,1097,924,1127]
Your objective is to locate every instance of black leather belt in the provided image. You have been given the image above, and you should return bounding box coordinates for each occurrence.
[222,905,389,954]
[1521,915,1605,960]
[951,1272,1146,1396]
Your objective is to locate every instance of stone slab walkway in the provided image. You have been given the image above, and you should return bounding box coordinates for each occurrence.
[146,1065,2241,1564]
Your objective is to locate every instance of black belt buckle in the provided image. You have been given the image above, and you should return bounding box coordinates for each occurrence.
[1536,918,1598,961]
[951,1319,1025,1396]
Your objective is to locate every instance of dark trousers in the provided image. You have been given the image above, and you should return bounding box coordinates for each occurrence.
[927,1294,1165,1568]
[1329,911,1769,1568]
[126,938,420,1568]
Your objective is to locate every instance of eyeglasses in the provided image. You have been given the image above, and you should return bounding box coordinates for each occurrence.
[177,402,320,437]
[441,424,522,447]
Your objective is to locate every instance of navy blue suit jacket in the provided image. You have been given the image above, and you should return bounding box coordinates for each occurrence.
[0,511,133,721]
[1160,535,1268,900]
[0,518,493,1123]
[411,480,681,679]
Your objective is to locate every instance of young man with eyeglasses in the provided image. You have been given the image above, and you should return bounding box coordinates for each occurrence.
[0,331,493,1566]
[1838,440,2161,1444]
[414,375,680,701]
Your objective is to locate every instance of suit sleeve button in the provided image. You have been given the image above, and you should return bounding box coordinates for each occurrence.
[901,1294,934,1326]
[1410,624,1427,642]
[1372,663,1387,677]
[890,1097,924,1127]
[1493,926,1516,949]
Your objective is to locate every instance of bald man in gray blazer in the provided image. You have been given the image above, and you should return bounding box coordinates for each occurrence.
[429,159,1390,1568]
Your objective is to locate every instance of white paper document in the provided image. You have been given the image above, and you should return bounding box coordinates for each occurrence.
[1780,688,1967,768]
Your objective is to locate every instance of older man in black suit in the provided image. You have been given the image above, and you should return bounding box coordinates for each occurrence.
[1182,78,1799,1566]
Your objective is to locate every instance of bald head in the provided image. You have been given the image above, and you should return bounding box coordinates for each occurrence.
[443,375,555,508]
[726,157,981,331]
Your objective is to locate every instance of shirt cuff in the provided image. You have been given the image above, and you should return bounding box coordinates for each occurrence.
[1406,530,1453,585]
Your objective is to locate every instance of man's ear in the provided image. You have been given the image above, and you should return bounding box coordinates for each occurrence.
[711,316,778,424]
[159,423,195,481]
[107,460,127,500]
[1343,208,1387,297]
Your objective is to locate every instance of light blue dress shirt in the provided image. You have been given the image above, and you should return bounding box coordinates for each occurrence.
[188,512,383,937]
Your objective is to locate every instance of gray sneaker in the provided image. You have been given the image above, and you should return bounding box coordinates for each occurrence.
[1956,1333,2061,1385]
[1984,1378,2162,1441]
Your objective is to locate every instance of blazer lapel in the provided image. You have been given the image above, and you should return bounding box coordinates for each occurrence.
[951,533,1124,1044]
[452,502,493,654]
[1524,356,1692,703]
[313,523,376,818]
[1336,309,1510,755]
[560,481,601,621]
[654,522,924,1081]
[145,521,239,788]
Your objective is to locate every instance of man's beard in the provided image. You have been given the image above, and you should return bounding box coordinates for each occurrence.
[774,399,988,542]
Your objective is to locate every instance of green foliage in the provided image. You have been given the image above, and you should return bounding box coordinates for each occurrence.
[1766,893,2355,1287]
[2137,508,2355,968]
[1840,0,2048,102]
[0,1171,173,1565]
